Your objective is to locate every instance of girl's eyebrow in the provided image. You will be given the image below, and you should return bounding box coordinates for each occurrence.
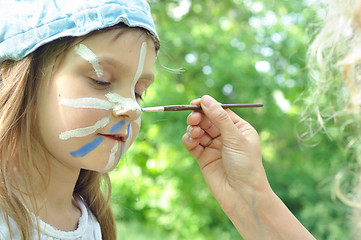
[98,56,154,83]
[98,56,123,69]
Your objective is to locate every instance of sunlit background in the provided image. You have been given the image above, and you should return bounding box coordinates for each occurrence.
[110,0,350,239]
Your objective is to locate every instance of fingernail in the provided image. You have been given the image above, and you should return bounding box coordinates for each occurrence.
[185,134,193,143]
[187,125,193,135]
[202,95,214,108]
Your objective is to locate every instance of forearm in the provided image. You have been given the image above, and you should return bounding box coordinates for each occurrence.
[223,187,316,240]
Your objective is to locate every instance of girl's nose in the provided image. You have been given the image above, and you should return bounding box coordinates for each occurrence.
[106,92,141,120]
[112,104,141,120]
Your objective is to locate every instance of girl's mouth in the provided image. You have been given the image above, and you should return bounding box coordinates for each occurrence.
[99,134,126,142]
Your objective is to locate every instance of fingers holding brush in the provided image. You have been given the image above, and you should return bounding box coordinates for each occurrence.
[187,100,222,139]
[182,98,223,160]
[183,95,265,195]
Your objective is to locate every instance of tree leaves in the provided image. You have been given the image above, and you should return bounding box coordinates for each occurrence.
[111,1,350,239]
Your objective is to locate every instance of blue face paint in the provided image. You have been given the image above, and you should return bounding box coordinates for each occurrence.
[110,117,126,133]
[70,118,129,159]
[71,137,103,157]
[118,142,124,162]
[126,123,131,138]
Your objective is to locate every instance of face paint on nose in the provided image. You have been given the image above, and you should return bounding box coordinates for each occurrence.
[105,92,141,116]
[101,42,147,170]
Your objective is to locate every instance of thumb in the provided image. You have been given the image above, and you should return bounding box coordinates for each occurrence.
[200,95,237,136]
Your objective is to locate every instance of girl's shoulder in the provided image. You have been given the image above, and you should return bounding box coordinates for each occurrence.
[0,211,22,239]
[37,197,102,239]
[0,198,102,240]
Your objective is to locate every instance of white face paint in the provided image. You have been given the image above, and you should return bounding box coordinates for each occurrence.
[131,42,147,97]
[59,97,113,110]
[57,41,148,171]
[104,141,119,171]
[114,42,147,159]
[37,29,156,174]
[59,117,110,140]
[105,92,141,116]
[74,44,104,77]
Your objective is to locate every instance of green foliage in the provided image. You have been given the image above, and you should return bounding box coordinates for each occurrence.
[111,0,351,239]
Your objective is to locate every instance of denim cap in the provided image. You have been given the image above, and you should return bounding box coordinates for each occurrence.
[0,0,159,64]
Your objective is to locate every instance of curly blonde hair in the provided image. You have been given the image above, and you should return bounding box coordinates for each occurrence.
[306,0,361,236]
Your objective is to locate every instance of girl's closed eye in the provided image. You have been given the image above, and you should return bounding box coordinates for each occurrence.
[90,78,111,89]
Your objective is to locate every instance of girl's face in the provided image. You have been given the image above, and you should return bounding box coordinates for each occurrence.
[37,29,156,172]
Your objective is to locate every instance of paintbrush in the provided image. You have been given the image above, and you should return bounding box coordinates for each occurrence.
[141,103,263,112]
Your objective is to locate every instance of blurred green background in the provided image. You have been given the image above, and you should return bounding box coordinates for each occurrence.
[110,0,351,239]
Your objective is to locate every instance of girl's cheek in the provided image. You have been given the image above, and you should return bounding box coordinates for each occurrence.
[58,108,106,135]
[124,118,141,151]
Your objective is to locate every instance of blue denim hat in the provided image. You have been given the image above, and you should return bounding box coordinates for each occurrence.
[0,0,159,63]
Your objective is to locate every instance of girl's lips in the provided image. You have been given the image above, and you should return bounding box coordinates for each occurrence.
[99,133,126,142]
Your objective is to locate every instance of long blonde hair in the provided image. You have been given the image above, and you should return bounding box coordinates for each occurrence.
[0,24,159,239]
[306,0,361,237]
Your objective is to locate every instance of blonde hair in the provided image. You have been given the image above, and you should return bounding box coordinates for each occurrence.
[0,24,159,239]
[305,0,361,236]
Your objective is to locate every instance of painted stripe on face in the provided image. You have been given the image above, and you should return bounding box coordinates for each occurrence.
[105,92,141,116]
[123,123,133,158]
[118,142,124,162]
[132,42,147,92]
[59,117,110,140]
[75,44,103,77]
[59,97,113,110]
[126,123,131,138]
[110,117,126,133]
[71,137,103,157]
[104,141,119,171]
[64,42,147,162]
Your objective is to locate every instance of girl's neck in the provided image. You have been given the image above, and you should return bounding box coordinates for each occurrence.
[14,151,82,217]
[14,156,83,231]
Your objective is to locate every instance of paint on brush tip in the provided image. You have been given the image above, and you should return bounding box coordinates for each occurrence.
[59,117,110,140]
[75,44,103,77]
[141,106,165,112]
[59,97,113,110]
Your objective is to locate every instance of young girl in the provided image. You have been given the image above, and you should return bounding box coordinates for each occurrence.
[0,1,160,239]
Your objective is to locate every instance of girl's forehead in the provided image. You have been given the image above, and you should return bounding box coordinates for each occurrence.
[82,28,156,50]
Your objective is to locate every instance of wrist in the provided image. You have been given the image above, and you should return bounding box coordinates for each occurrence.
[221,182,315,240]
[221,171,273,219]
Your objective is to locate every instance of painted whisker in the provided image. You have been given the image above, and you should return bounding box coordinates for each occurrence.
[59,97,112,110]
[59,117,110,140]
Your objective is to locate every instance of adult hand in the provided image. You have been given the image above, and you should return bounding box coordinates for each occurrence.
[182,95,316,240]
[182,95,269,214]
